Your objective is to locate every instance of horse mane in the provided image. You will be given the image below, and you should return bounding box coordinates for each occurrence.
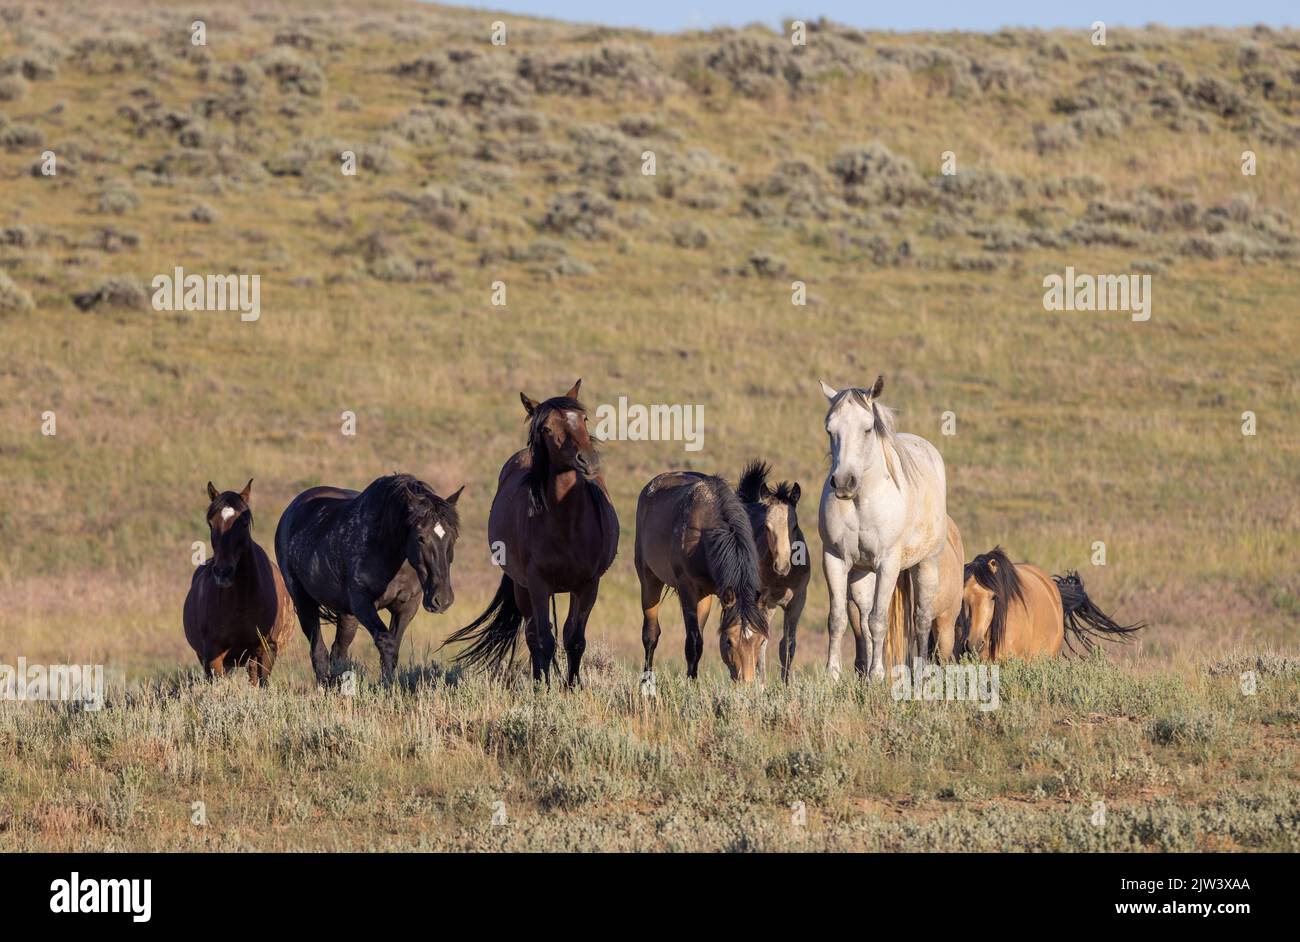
[524,395,589,514]
[697,476,768,635]
[828,388,920,489]
[361,473,460,545]
[737,458,797,505]
[963,546,1024,659]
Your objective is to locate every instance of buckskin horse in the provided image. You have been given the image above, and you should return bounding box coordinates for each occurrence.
[275,473,463,685]
[959,547,1144,659]
[183,480,297,684]
[818,376,949,681]
[443,380,618,685]
[736,460,809,682]
[636,471,769,683]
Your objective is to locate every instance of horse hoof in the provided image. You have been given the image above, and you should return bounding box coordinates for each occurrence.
[639,670,656,698]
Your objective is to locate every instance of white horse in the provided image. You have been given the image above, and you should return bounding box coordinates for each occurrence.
[817,377,948,681]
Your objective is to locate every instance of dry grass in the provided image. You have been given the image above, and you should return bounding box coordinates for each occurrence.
[0,0,1296,850]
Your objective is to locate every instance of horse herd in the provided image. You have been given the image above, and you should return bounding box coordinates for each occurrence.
[183,377,1142,687]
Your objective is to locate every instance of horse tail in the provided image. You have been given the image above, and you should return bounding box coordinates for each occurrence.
[440,574,524,673]
[884,568,914,669]
[1053,571,1144,654]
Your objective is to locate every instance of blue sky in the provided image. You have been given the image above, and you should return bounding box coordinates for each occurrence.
[461,1,1297,33]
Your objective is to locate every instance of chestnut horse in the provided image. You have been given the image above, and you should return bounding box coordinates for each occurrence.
[275,473,463,685]
[183,480,296,684]
[636,471,769,683]
[443,380,618,685]
[737,460,808,682]
[959,547,1143,659]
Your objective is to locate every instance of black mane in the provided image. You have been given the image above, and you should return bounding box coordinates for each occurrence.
[360,473,460,545]
[698,475,767,635]
[737,458,797,505]
[964,546,1024,658]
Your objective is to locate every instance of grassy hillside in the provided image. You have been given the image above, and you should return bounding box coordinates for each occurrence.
[0,1,1297,850]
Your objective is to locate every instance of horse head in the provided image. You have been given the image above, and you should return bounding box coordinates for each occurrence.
[738,459,801,577]
[820,376,887,500]
[717,586,769,683]
[205,479,253,589]
[402,483,463,614]
[521,379,600,482]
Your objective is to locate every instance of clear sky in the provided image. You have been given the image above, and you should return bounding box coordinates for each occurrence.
[459,1,1297,33]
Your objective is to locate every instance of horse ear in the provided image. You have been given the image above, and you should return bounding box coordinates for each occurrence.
[819,380,837,400]
[206,482,219,502]
[240,479,253,503]
[790,482,801,504]
[721,587,737,608]
[520,392,538,416]
[869,375,885,399]
[566,378,582,399]
[446,484,465,505]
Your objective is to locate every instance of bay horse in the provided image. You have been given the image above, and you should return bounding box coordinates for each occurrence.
[863,513,965,671]
[183,480,297,684]
[275,473,463,685]
[736,460,808,682]
[636,471,769,683]
[818,376,948,681]
[442,380,618,685]
[959,547,1144,659]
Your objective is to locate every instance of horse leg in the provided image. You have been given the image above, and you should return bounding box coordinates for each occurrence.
[205,650,228,679]
[346,591,397,685]
[331,615,360,671]
[524,578,556,684]
[639,569,665,679]
[562,580,599,687]
[387,601,419,684]
[911,554,942,664]
[867,557,902,682]
[680,590,708,679]
[291,588,330,686]
[779,586,806,683]
[822,551,851,681]
[848,570,877,675]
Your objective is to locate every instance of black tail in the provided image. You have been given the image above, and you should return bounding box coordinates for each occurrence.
[440,575,524,672]
[1054,571,1144,655]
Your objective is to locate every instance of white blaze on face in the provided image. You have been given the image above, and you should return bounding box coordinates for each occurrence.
[220,506,236,521]
[433,522,446,539]
[565,411,580,430]
[768,503,791,570]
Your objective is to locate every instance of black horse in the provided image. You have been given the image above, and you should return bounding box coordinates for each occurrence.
[275,473,463,685]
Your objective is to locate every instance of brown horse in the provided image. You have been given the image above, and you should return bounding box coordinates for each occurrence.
[183,480,296,684]
[737,460,808,682]
[959,547,1143,659]
[636,471,769,683]
[443,380,618,685]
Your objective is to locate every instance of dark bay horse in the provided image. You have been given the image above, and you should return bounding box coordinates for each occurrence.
[636,471,769,683]
[443,380,619,685]
[275,473,463,685]
[183,480,297,684]
[959,547,1144,659]
[737,460,809,682]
